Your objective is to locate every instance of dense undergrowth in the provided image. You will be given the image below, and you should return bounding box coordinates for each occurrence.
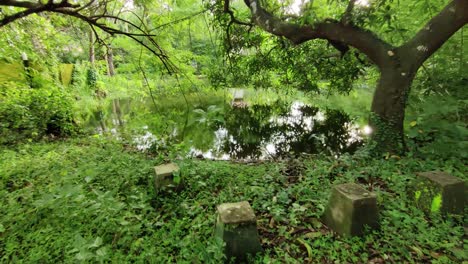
[0,137,466,263]
[0,84,78,145]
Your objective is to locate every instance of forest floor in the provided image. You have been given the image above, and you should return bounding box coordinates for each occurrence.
[0,137,466,263]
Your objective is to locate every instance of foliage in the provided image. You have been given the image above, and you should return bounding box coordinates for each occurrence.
[405,31,467,159]
[0,1,466,261]
[0,85,79,145]
[406,94,467,159]
[0,139,466,263]
[208,24,365,94]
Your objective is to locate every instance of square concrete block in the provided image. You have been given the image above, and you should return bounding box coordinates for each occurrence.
[323,183,379,236]
[215,201,262,261]
[153,163,181,191]
[413,171,466,215]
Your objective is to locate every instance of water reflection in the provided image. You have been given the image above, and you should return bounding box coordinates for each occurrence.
[93,99,363,160]
[200,101,362,159]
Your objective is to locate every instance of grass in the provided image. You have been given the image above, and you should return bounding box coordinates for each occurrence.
[0,137,466,263]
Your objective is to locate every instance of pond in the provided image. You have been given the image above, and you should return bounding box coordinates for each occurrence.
[88,94,364,160]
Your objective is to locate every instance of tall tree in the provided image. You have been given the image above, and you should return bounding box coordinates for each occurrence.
[220,0,468,154]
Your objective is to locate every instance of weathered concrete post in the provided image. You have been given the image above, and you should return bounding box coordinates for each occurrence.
[215,201,262,262]
[323,183,379,236]
[412,171,466,215]
[21,52,33,88]
[153,163,182,192]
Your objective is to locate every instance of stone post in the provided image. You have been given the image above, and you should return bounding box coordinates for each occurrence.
[413,171,466,215]
[153,163,182,192]
[323,183,379,236]
[215,201,262,262]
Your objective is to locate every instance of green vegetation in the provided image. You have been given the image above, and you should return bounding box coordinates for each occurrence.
[0,86,78,145]
[0,0,466,262]
[0,139,466,262]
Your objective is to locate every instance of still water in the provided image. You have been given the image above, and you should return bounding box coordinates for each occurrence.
[91,97,364,160]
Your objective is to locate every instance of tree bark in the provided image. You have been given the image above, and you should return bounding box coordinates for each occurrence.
[106,45,115,76]
[105,45,124,126]
[370,65,415,154]
[89,30,95,64]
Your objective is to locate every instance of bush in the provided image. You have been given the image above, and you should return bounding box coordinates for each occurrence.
[406,94,467,159]
[0,85,79,144]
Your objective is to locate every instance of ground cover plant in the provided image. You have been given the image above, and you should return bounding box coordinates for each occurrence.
[0,138,465,263]
[0,0,466,262]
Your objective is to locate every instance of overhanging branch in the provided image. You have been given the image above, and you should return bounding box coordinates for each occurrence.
[242,0,392,68]
[222,0,253,52]
[0,0,175,73]
[399,0,468,68]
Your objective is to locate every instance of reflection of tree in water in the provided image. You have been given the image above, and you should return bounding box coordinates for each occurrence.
[221,103,281,159]
[220,101,362,159]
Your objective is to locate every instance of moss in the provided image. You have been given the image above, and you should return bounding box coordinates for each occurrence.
[59,64,74,86]
[0,62,25,82]
[430,193,442,213]
[414,190,421,201]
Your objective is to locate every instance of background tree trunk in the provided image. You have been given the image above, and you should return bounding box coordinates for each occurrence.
[106,45,115,76]
[89,30,95,64]
[370,66,415,154]
[106,45,124,127]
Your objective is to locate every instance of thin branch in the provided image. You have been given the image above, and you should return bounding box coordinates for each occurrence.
[222,0,253,53]
[150,8,210,32]
[0,5,48,26]
[138,48,158,110]
[341,0,356,25]
[0,0,175,73]
[223,0,252,27]
[74,0,96,12]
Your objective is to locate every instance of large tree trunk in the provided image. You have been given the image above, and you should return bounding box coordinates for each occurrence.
[370,66,416,154]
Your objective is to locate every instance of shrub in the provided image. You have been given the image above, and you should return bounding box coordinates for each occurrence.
[0,85,79,144]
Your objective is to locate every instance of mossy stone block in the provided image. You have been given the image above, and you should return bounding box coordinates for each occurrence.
[153,163,181,191]
[413,171,466,215]
[323,183,379,236]
[215,201,262,262]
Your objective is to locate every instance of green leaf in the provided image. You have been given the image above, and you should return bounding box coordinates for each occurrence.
[303,231,322,239]
[410,246,423,257]
[96,247,108,257]
[297,238,313,259]
[89,237,103,248]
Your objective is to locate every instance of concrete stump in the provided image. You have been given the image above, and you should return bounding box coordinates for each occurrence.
[215,201,262,262]
[232,89,245,101]
[413,171,466,215]
[323,183,379,236]
[153,163,181,191]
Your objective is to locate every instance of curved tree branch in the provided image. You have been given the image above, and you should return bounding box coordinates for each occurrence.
[242,0,392,68]
[222,0,253,52]
[399,0,468,69]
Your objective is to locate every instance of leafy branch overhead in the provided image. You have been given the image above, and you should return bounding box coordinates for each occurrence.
[237,0,467,69]
[0,0,175,72]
